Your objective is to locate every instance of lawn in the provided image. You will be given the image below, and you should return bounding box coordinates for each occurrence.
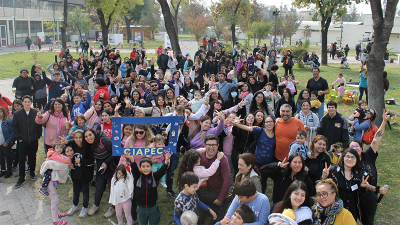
[1,50,400,224]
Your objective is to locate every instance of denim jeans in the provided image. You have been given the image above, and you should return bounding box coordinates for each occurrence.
[166,151,180,192]
[318,102,325,121]
[359,86,368,103]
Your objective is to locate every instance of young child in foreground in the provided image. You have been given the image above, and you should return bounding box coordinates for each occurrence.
[219,205,255,225]
[109,163,134,225]
[288,130,311,160]
[348,100,368,135]
[39,142,73,195]
[124,151,171,225]
[335,83,346,103]
[174,172,217,225]
[310,91,321,115]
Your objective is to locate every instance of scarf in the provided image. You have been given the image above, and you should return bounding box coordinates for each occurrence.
[54,111,64,136]
[312,200,343,225]
[240,91,249,100]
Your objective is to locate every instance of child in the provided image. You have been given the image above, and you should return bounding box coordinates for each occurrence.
[66,114,89,140]
[332,73,346,87]
[219,205,256,225]
[109,163,134,225]
[174,172,217,225]
[70,91,92,121]
[310,91,321,115]
[39,142,72,196]
[347,100,367,134]
[336,83,346,102]
[40,145,74,225]
[279,74,299,96]
[149,134,167,188]
[263,82,281,112]
[288,130,311,160]
[329,142,344,165]
[121,124,134,147]
[188,90,206,113]
[76,44,79,53]
[125,151,171,225]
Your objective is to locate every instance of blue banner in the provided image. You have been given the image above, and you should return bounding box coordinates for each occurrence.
[112,116,180,156]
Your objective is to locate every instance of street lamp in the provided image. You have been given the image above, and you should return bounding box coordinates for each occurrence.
[273,8,280,47]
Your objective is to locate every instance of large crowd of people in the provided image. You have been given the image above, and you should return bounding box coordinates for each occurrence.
[0,41,391,225]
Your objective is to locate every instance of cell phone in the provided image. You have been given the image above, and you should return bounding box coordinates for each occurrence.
[151,100,156,106]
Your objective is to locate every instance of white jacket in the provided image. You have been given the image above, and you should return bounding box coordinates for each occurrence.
[109,169,134,205]
[40,160,70,183]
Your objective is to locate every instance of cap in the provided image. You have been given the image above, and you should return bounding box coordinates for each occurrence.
[185,53,190,56]
[34,73,41,77]
[334,142,343,148]
[338,73,343,76]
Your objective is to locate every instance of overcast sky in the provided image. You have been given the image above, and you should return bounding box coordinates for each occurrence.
[203,0,373,15]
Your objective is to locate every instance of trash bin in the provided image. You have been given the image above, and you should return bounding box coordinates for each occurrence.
[390,58,394,63]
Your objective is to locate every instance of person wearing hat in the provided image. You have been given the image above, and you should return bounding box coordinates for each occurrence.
[157,48,169,73]
[42,67,71,101]
[329,142,344,165]
[12,69,35,98]
[332,73,346,87]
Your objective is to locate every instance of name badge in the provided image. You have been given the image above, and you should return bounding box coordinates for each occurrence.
[351,184,358,191]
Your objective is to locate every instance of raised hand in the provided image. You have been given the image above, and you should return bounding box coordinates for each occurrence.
[124,152,134,163]
[59,135,68,145]
[217,152,224,160]
[124,97,131,105]
[233,116,243,124]
[361,175,370,188]
[115,103,122,111]
[278,157,289,168]
[240,100,248,107]
[322,162,332,179]
[164,151,172,163]
[217,111,225,121]
[383,109,391,122]
[37,110,43,118]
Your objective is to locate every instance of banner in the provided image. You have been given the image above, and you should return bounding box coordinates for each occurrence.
[164,34,198,59]
[112,116,180,156]
[270,35,282,47]
[108,34,124,45]
[133,31,143,42]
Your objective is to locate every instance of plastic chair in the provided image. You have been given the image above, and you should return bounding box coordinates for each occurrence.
[343,93,353,105]
[329,90,338,102]
[352,91,359,104]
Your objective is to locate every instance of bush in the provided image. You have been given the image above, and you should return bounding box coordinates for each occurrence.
[304,39,311,49]
[291,46,309,68]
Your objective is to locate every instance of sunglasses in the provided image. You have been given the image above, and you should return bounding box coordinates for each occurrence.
[215,102,222,105]
[134,131,145,135]
[151,84,158,87]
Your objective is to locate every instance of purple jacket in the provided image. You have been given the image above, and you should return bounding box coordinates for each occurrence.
[189,120,224,149]
[247,57,255,72]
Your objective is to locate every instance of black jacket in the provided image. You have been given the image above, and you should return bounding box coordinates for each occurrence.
[132,162,168,208]
[305,152,331,184]
[69,140,95,182]
[12,75,35,96]
[91,133,120,179]
[232,126,255,154]
[317,112,349,148]
[12,108,42,144]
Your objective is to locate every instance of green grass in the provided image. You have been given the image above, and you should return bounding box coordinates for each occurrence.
[1,50,400,224]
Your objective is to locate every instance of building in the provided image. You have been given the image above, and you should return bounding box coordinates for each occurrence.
[0,0,85,47]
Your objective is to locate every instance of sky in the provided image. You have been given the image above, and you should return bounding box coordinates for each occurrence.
[203,0,374,15]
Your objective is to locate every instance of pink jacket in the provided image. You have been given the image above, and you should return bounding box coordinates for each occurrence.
[193,159,220,187]
[46,148,71,164]
[84,106,100,129]
[124,137,155,167]
[35,111,71,146]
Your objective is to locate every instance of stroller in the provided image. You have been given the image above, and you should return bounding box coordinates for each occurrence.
[340,56,350,69]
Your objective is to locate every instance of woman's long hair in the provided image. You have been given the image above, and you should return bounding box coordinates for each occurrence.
[248,91,269,115]
[129,124,155,148]
[274,180,311,213]
[190,116,211,140]
[82,128,101,152]
[50,98,69,118]
[207,99,224,119]
[309,135,329,157]
[337,149,362,171]
[238,153,261,178]
[282,153,307,182]
[252,110,265,128]
[114,164,128,185]
[0,106,7,121]
[296,89,309,106]
[281,88,293,101]
[177,150,202,191]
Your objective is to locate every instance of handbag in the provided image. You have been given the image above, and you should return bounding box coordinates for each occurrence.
[362,124,377,145]
[245,129,263,154]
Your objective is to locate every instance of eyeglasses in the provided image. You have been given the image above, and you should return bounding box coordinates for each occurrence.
[316,192,333,198]
[366,110,375,115]
[345,155,356,160]
[215,102,222,105]
[205,144,218,148]
[256,96,264,99]
[134,131,145,135]
[151,84,158,87]
[350,145,360,149]
[265,121,274,124]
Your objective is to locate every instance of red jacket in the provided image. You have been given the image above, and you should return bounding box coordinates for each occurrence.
[156,48,163,55]
[0,95,12,115]
[202,39,207,46]
[93,85,110,102]
[130,51,136,59]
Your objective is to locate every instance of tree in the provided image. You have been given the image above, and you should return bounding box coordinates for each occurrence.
[85,0,143,46]
[212,20,224,40]
[69,6,92,40]
[61,0,68,49]
[169,0,187,36]
[183,3,211,42]
[293,0,350,65]
[281,9,302,45]
[140,0,161,41]
[122,1,148,42]
[212,0,252,47]
[303,25,312,41]
[367,0,399,125]
[158,0,181,52]
[343,4,359,22]
[247,21,272,45]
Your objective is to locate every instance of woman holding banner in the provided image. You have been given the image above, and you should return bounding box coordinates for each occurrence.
[124,124,155,166]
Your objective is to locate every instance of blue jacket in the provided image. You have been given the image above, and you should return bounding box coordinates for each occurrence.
[66,123,90,140]
[1,119,15,145]
[42,72,71,100]
[71,92,91,120]
[217,79,237,100]
[119,62,128,78]
[354,118,370,142]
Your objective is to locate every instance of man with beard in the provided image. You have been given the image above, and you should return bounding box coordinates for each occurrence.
[274,104,305,161]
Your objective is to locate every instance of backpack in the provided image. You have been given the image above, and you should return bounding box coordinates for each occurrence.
[362,124,378,145]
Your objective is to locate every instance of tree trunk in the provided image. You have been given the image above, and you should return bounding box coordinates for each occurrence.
[290,36,292,46]
[231,23,236,48]
[61,0,68,49]
[367,0,399,125]
[97,9,109,46]
[125,16,132,43]
[158,0,181,52]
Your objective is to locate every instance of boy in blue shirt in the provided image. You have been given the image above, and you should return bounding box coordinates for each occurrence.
[70,90,91,120]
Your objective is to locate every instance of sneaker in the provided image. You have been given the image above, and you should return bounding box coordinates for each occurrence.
[133,219,139,224]
[160,181,167,188]
[67,205,79,216]
[25,165,29,172]
[79,207,88,218]
[53,220,67,225]
[14,178,26,189]
[31,175,37,181]
[104,206,115,218]
[166,190,177,198]
[87,205,99,216]
[4,171,12,178]
[38,188,49,196]
[0,171,6,178]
